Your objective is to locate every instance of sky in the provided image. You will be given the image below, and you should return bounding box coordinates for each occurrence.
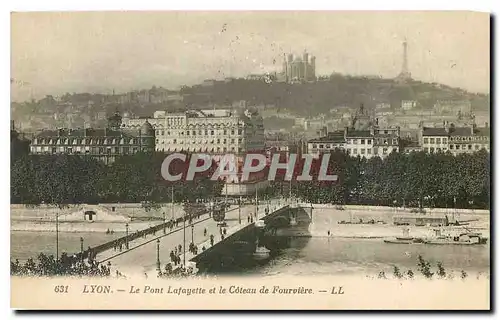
[11,11,490,101]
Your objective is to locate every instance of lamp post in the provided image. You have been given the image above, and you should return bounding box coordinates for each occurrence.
[183,206,186,266]
[55,212,59,261]
[156,239,161,271]
[163,211,166,234]
[80,237,84,263]
[171,186,175,221]
[125,223,129,250]
[238,196,242,224]
[191,224,194,243]
[310,203,313,224]
[267,195,270,215]
[255,184,258,219]
[453,196,457,222]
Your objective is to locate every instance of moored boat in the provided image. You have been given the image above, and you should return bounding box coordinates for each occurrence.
[384,237,425,244]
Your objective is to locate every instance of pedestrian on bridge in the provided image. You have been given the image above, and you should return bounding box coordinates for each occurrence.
[210,235,214,246]
[204,228,207,237]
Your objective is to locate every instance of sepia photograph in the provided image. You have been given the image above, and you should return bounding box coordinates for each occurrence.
[9,9,491,310]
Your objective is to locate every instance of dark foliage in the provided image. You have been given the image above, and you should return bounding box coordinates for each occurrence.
[11,152,223,205]
[10,253,111,277]
[276,149,489,209]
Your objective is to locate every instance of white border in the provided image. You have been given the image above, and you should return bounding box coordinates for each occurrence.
[2,1,498,318]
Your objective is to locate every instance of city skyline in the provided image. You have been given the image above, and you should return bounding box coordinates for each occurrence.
[11,11,490,101]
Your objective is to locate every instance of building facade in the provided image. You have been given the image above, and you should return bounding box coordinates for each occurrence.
[307,126,401,160]
[307,104,401,159]
[281,50,316,83]
[420,127,449,153]
[415,123,489,155]
[122,109,265,155]
[345,126,400,159]
[448,125,490,154]
[30,113,155,164]
[307,130,345,157]
[401,100,417,111]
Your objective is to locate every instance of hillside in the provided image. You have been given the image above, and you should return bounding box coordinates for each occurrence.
[11,75,490,131]
[180,75,490,116]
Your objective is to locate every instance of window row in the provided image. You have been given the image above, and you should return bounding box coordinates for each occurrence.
[158,147,244,153]
[310,143,344,149]
[449,144,488,151]
[449,136,489,142]
[31,146,145,154]
[155,138,243,145]
[33,138,146,145]
[347,139,372,145]
[423,137,448,144]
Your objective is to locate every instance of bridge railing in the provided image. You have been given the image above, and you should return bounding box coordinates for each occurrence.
[72,207,212,263]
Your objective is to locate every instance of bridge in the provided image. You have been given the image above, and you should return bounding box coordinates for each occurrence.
[94,199,310,277]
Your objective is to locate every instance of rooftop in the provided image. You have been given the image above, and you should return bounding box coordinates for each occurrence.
[422,127,448,136]
[423,126,490,137]
[35,128,140,138]
[346,130,372,138]
[309,130,345,143]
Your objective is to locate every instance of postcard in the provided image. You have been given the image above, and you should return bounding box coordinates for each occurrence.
[10,10,490,310]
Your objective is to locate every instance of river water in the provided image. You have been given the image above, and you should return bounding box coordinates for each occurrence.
[235,237,490,277]
[11,231,489,277]
[11,206,490,277]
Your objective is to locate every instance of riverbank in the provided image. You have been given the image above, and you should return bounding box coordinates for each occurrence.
[10,220,157,233]
[308,207,490,238]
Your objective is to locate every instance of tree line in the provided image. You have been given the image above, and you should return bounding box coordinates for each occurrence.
[11,152,224,206]
[284,150,490,209]
[11,150,489,209]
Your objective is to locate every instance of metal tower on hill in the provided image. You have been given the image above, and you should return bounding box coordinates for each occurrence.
[397,38,412,82]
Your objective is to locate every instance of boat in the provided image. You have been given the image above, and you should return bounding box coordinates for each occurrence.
[384,228,488,246]
[252,238,271,260]
[255,220,265,228]
[253,246,271,261]
[384,237,425,244]
[424,233,488,246]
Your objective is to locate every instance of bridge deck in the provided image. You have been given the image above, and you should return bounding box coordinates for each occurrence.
[99,199,287,277]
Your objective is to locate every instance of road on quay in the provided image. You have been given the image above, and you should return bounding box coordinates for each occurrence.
[101,199,286,277]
